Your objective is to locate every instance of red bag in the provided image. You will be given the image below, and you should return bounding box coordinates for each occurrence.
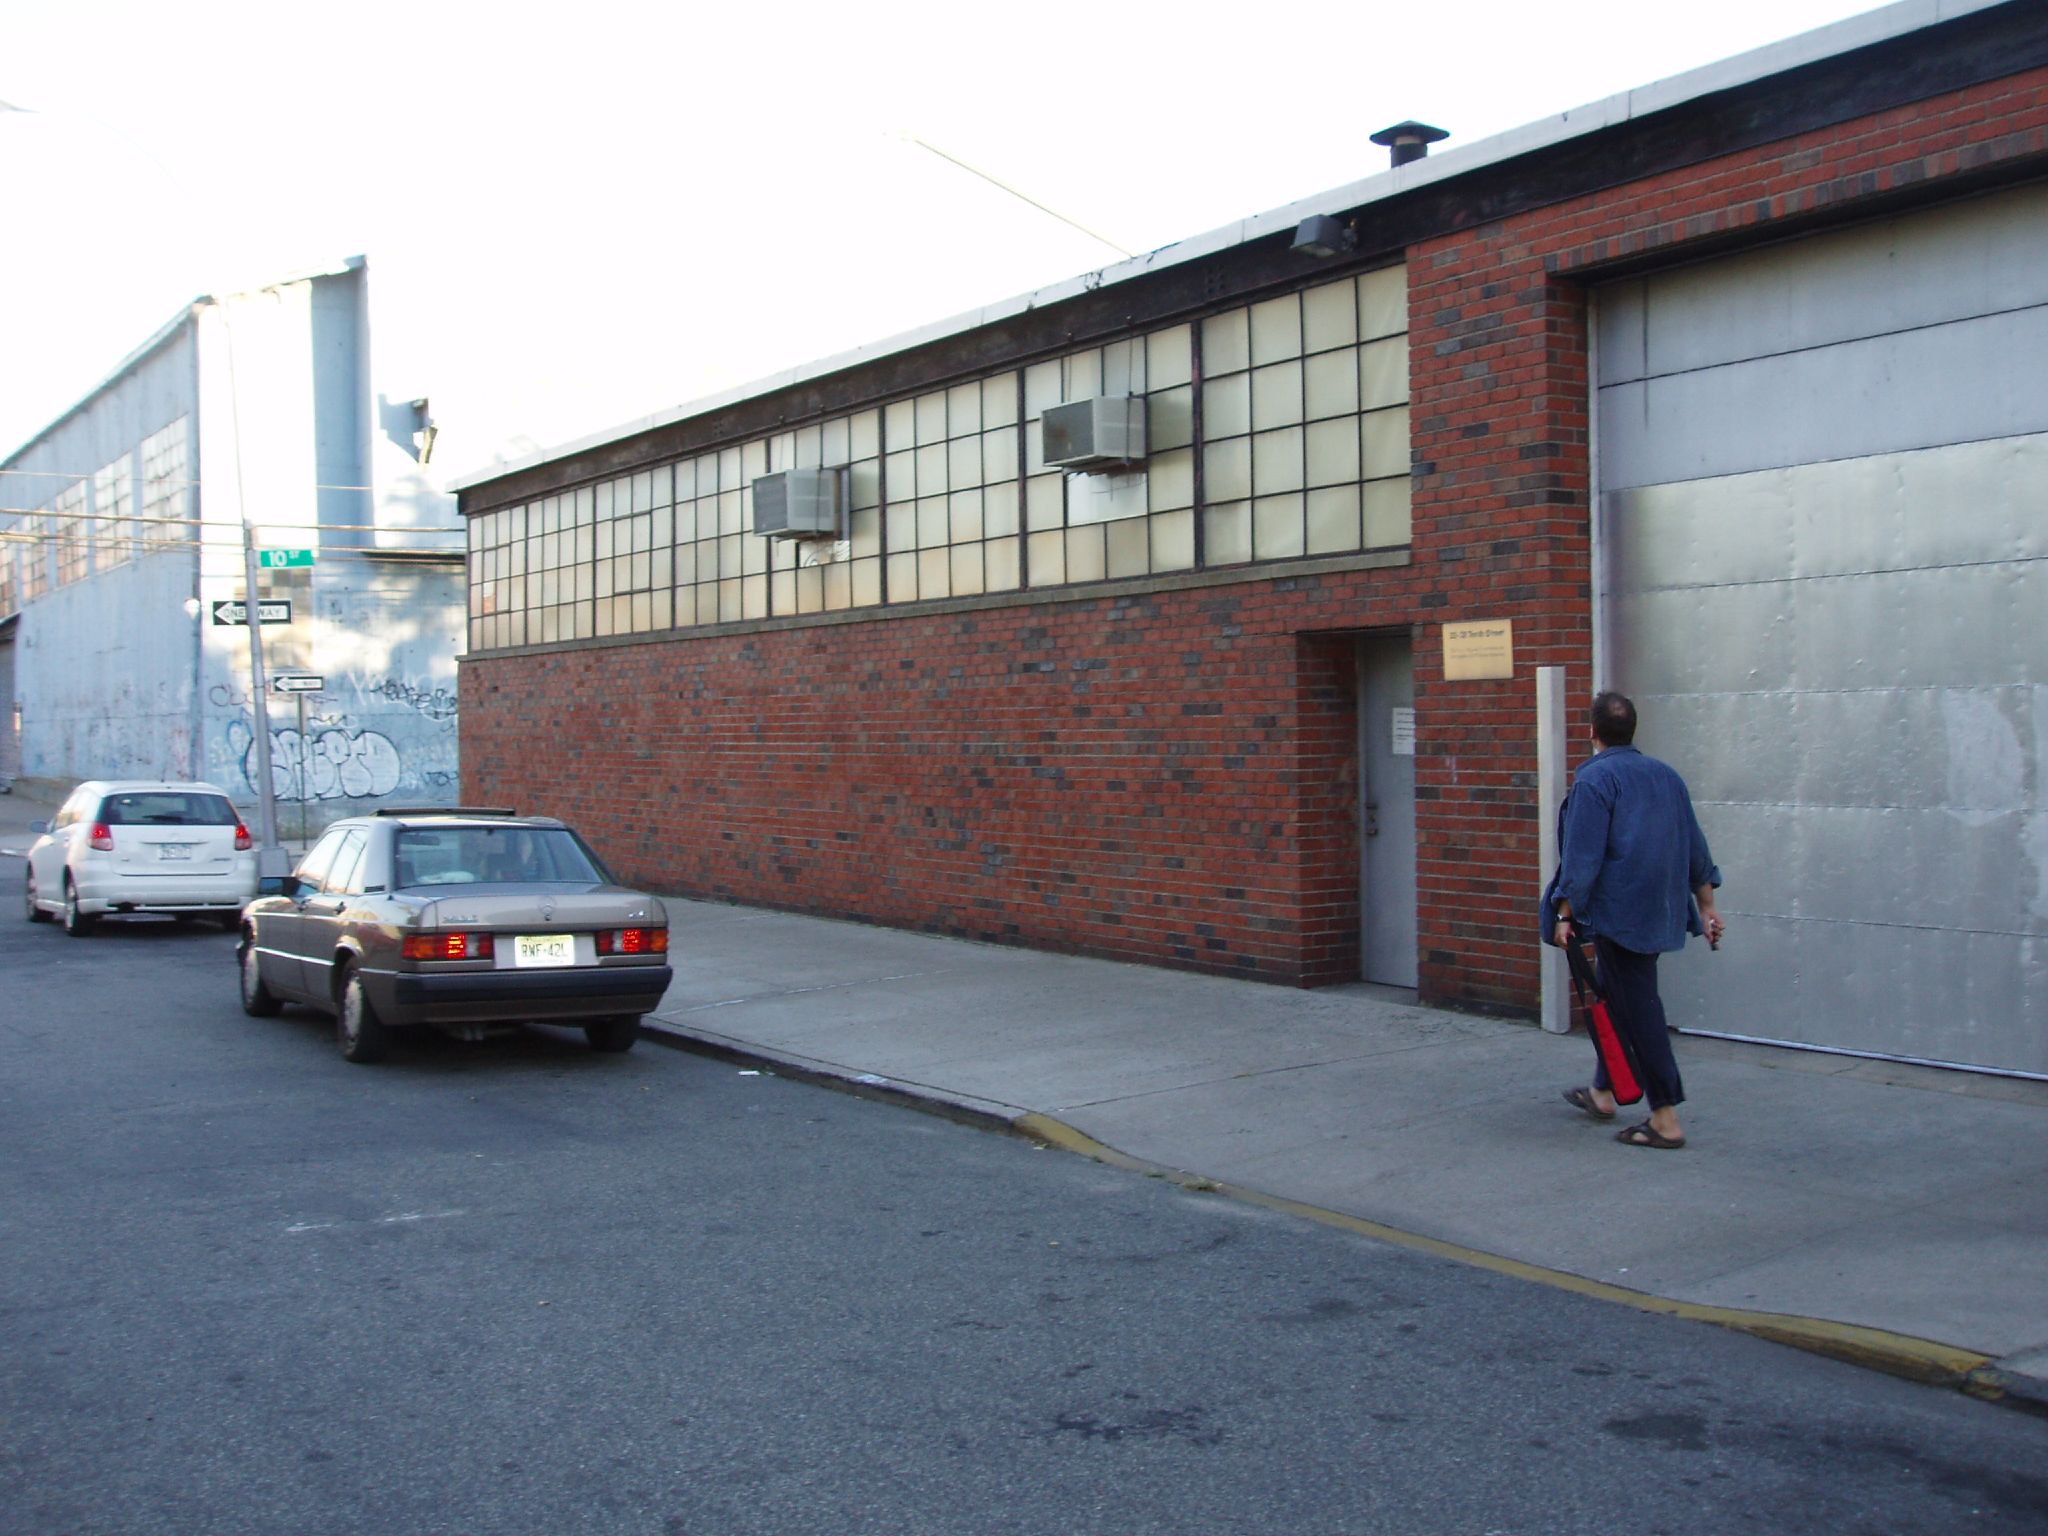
[1562,928,1643,1106]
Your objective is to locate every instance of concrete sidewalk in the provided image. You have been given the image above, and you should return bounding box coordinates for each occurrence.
[5,778,2042,1408]
[637,897,2048,1411]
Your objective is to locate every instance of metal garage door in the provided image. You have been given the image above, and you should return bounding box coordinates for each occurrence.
[1595,182,2048,1077]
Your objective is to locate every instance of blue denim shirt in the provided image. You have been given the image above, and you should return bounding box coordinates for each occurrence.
[1555,745,1720,954]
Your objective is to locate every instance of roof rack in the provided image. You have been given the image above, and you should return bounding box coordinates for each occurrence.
[372,805,518,818]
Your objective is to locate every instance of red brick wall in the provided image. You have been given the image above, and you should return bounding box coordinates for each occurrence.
[463,66,2048,1009]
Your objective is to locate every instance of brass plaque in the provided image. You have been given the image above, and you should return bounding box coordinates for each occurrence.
[1442,620,1514,681]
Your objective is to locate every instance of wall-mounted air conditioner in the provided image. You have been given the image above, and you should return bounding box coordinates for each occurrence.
[1041,396,1147,471]
[752,467,846,539]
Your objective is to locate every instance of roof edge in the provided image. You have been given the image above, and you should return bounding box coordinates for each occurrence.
[450,0,1997,493]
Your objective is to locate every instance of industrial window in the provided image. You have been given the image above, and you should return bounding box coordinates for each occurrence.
[20,515,48,600]
[466,265,1409,653]
[54,481,89,586]
[140,419,189,547]
[94,454,135,571]
[1201,266,1409,566]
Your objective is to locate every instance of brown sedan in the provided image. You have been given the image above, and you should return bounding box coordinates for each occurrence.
[237,808,672,1063]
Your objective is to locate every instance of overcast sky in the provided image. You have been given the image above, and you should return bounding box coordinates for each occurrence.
[1,0,1884,482]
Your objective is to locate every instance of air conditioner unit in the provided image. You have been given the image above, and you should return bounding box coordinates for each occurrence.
[1041,396,1147,471]
[752,467,846,539]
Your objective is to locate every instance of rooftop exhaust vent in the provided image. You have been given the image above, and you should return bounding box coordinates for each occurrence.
[1370,120,1448,168]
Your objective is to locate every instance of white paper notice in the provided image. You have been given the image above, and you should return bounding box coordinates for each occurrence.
[1391,707,1416,757]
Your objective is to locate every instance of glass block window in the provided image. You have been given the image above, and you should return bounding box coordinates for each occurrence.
[593,466,674,638]
[466,265,1408,650]
[882,377,1022,604]
[94,455,135,571]
[672,446,759,627]
[1018,327,1198,590]
[140,418,189,547]
[518,487,595,646]
[468,503,526,652]
[767,409,883,616]
[1201,265,1409,568]
[54,481,89,587]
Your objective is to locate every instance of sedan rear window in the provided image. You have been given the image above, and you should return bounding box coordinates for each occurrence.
[394,826,606,887]
[98,792,238,826]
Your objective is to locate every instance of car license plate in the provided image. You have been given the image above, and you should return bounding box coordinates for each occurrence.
[158,844,194,861]
[513,933,575,968]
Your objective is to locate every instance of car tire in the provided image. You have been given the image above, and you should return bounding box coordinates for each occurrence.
[25,866,51,923]
[336,963,390,1064]
[239,938,284,1017]
[584,1015,639,1054]
[62,877,96,937]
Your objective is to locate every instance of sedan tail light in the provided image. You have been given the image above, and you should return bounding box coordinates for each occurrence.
[403,932,496,961]
[594,927,667,956]
[233,822,253,851]
[88,822,116,852]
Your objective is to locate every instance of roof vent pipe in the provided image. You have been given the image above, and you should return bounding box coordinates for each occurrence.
[1370,121,1449,168]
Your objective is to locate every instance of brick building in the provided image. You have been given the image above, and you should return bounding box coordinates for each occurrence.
[455,2,2048,1078]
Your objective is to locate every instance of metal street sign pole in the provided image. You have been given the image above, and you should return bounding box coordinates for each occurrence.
[297,692,310,849]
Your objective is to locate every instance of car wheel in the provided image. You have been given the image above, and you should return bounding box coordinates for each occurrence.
[238,938,284,1017]
[62,877,96,937]
[584,1015,640,1054]
[25,865,51,923]
[335,963,390,1064]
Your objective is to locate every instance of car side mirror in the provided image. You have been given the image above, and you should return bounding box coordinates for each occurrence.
[279,873,306,897]
[29,820,48,835]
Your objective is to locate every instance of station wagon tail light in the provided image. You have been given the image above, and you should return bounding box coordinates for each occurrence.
[594,927,667,956]
[234,822,253,851]
[403,932,496,961]
[88,822,116,852]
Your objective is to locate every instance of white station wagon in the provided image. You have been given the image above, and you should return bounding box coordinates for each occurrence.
[25,780,259,935]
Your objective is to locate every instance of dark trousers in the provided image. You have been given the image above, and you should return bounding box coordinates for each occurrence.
[1591,937,1685,1111]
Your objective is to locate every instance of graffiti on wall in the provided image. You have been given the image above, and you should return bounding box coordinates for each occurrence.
[227,715,405,801]
[367,676,459,721]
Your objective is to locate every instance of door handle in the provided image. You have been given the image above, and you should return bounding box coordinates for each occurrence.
[1365,800,1380,838]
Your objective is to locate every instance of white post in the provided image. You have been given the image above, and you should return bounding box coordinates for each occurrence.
[1537,666,1570,1033]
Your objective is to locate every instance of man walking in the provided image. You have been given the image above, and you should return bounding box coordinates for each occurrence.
[1552,691,1723,1149]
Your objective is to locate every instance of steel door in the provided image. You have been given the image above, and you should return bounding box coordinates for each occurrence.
[1357,635,1417,987]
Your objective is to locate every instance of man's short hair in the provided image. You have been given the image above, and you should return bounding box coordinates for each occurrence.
[1592,691,1637,746]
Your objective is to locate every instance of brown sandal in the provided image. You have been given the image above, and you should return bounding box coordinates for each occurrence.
[1616,1120,1686,1150]
[1562,1087,1615,1122]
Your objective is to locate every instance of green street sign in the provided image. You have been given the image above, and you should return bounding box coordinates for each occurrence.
[257,548,315,569]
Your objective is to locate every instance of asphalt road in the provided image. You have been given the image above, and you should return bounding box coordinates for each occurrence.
[3,910,2045,1535]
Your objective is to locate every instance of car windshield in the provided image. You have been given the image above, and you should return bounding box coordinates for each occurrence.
[99,791,237,826]
[392,826,605,888]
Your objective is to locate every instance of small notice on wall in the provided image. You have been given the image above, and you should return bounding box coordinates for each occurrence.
[1442,620,1515,681]
[1390,708,1416,756]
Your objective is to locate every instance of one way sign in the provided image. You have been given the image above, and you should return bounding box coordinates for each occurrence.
[210,600,293,626]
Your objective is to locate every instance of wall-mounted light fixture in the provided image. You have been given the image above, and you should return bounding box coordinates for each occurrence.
[1290,214,1356,260]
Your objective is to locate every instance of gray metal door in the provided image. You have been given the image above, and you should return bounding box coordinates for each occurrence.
[1358,635,1417,987]
[1595,183,2048,1077]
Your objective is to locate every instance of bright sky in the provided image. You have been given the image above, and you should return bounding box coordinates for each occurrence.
[1,0,1884,482]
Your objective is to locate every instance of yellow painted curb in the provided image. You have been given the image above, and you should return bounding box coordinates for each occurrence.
[1012,1112,1997,1394]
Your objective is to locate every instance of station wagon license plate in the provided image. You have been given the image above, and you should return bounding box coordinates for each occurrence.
[157,844,194,860]
[513,933,574,968]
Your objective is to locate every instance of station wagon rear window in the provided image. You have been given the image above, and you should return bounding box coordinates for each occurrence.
[98,792,238,826]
